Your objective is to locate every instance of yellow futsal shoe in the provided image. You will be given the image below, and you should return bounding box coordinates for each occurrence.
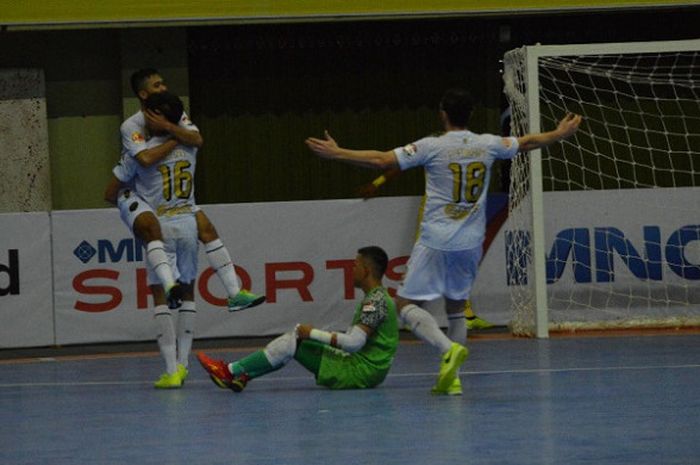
[466,316,495,330]
[154,372,182,389]
[435,343,468,392]
[177,364,189,385]
[431,377,463,396]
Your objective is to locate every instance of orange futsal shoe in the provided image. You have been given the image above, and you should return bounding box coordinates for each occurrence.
[197,352,234,390]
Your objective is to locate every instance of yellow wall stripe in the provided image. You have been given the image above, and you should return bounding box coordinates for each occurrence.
[1,0,693,26]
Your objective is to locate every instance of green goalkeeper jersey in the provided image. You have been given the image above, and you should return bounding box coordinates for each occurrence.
[316,286,399,389]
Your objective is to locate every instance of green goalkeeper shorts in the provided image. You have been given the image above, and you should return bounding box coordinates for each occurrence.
[294,340,388,389]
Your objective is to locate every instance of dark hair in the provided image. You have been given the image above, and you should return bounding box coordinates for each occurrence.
[130,68,160,96]
[358,246,389,278]
[144,91,184,125]
[440,88,473,127]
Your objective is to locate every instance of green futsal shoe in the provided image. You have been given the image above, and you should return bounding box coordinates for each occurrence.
[227,290,266,312]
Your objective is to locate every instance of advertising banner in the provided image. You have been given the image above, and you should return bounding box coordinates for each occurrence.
[52,198,426,345]
[8,187,700,347]
[475,187,700,324]
[0,212,53,348]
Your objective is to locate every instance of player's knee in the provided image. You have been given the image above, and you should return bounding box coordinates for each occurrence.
[134,214,162,243]
[196,214,219,243]
[394,296,412,313]
[198,223,218,243]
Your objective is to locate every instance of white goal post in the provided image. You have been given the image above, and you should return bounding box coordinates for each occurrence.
[503,39,700,338]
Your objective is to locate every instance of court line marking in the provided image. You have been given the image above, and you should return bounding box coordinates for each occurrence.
[0,363,698,388]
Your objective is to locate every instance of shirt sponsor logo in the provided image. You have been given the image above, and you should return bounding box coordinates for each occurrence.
[402,144,417,157]
[131,131,145,143]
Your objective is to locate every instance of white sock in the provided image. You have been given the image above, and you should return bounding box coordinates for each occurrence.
[177,301,196,368]
[204,239,241,297]
[146,241,175,292]
[154,305,177,374]
[400,304,453,354]
[447,313,467,346]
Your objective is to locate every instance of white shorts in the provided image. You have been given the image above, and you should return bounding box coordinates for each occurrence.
[117,189,202,233]
[117,188,154,232]
[398,243,482,301]
[147,214,199,286]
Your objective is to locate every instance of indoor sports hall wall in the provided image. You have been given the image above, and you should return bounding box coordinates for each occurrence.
[0,6,697,212]
[2,188,700,348]
[0,70,51,213]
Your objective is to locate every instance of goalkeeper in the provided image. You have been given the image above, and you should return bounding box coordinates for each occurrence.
[197,246,398,391]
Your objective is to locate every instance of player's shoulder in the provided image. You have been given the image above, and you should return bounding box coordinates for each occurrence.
[364,287,391,307]
[121,111,144,132]
[471,131,501,143]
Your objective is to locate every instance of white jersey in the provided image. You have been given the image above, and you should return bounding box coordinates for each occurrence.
[394,130,519,251]
[113,135,198,218]
[120,110,198,160]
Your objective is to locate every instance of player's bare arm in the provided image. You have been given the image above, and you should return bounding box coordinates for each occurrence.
[145,109,203,148]
[516,113,582,152]
[306,130,399,170]
[135,138,179,168]
[104,175,122,205]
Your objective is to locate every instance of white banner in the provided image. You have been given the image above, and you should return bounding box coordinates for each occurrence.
[0,212,53,348]
[9,188,700,347]
[475,187,700,324]
[52,197,434,345]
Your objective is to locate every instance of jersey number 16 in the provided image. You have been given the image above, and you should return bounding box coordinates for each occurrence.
[158,160,193,201]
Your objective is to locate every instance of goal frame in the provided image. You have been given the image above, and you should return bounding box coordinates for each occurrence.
[506,38,700,338]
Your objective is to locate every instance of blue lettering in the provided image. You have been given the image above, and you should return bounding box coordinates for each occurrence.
[98,239,139,263]
[546,228,591,284]
[666,225,700,280]
[594,227,662,282]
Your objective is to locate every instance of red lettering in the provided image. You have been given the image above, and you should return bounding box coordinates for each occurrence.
[199,266,252,307]
[386,256,409,297]
[135,268,153,309]
[73,269,122,313]
[265,262,313,303]
[326,259,355,299]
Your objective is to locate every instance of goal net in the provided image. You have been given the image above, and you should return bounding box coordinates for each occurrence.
[503,40,700,337]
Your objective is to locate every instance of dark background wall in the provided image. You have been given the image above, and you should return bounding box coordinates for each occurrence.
[187,7,700,203]
[0,5,697,209]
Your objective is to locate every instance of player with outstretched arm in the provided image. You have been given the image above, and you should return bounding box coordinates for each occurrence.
[306,88,581,395]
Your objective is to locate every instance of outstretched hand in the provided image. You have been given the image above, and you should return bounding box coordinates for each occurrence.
[556,113,582,138]
[305,130,340,159]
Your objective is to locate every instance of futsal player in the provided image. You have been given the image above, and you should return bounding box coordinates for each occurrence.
[198,246,398,392]
[306,88,581,395]
[109,68,264,312]
[110,92,201,388]
[357,166,496,331]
